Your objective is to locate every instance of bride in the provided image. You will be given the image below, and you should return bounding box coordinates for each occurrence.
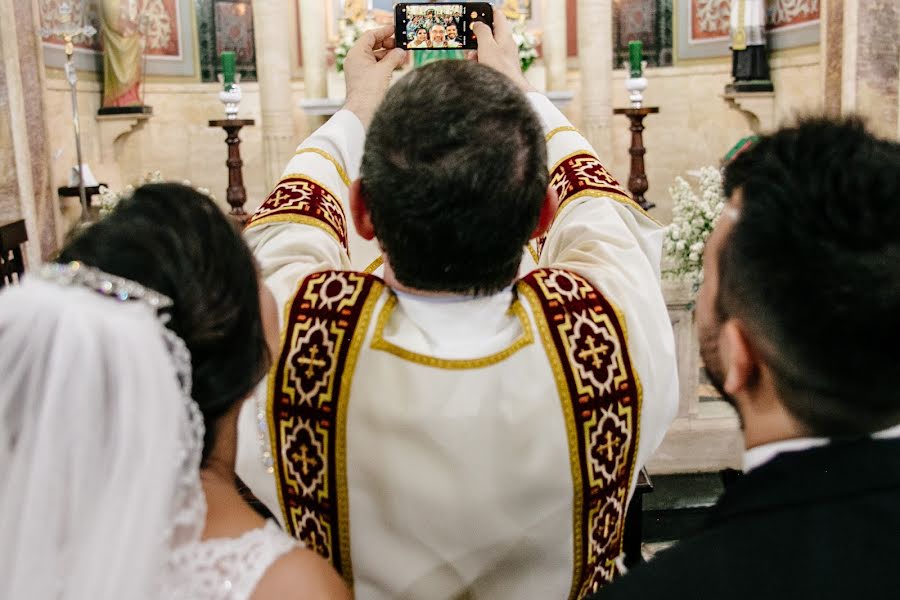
[0,184,350,600]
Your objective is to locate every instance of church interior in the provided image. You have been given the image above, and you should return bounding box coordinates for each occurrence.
[2,0,898,563]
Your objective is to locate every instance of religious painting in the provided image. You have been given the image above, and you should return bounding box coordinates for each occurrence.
[39,0,102,52]
[142,0,181,56]
[41,0,196,76]
[677,0,820,60]
[500,0,532,20]
[197,0,257,82]
[614,0,674,68]
[214,2,254,64]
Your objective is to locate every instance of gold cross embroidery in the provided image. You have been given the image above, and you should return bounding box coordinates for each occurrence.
[578,335,610,369]
[296,345,326,378]
[304,529,327,555]
[291,442,318,476]
[270,187,294,207]
[601,511,613,538]
[597,430,622,463]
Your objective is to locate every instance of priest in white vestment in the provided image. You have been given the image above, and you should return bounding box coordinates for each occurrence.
[237,17,678,600]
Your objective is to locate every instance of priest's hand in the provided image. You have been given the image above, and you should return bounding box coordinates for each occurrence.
[471,13,534,93]
[343,25,407,128]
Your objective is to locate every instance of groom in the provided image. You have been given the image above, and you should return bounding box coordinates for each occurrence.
[590,118,900,599]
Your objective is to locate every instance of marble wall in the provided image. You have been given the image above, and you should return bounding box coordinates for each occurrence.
[43,45,822,228]
[43,74,314,226]
[525,45,821,222]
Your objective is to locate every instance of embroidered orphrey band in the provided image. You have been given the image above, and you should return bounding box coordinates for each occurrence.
[247,175,349,251]
[518,268,641,598]
[268,270,382,584]
[533,151,637,260]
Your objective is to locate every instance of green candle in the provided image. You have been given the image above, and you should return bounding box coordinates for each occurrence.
[628,40,643,78]
[221,51,236,86]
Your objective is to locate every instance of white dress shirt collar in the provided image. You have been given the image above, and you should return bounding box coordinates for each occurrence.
[743,422,900,473]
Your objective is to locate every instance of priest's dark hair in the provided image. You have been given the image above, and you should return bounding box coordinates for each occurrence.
[58,183,271,464]
[360,60,548,295]
[719,116,900,436]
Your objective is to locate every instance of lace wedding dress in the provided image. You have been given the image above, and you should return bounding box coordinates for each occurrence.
[167,520,300,599]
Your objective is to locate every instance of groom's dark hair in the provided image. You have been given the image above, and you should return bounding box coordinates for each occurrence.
[361,60,548,295]
[719,117,900,435]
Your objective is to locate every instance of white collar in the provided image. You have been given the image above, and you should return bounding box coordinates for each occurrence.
[743,422,900,473]
[387,287,520,360]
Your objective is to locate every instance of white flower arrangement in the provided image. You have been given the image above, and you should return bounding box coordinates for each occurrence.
[98,171,216,218]
[334,18,382,73]
[512,21,538,72]
[664,166,725,286]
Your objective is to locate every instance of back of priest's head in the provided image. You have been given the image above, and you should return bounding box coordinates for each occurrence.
[360,60,548,295]
[697,116,900,439]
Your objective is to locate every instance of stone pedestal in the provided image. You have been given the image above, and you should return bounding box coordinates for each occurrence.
[95,112,151,163]
[722,90,776,134]
[646,279,743,474]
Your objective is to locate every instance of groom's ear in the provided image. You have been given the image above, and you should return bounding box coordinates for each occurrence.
[350,179,376,241]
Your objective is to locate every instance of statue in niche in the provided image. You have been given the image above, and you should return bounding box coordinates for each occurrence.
[728,0,773,92]
[343,0,367,23]
[99,0,150,113]
[502,0,531,20]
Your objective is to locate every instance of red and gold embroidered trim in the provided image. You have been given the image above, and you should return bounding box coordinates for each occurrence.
[246,175,349,251]
[550,151,649,219]
[518,269,641,598]
[267,270,383,586]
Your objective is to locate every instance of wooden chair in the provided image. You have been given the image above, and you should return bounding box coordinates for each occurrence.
[0,219,28,288]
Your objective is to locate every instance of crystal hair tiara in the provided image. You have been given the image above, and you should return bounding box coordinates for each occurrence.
[39,261,173,310]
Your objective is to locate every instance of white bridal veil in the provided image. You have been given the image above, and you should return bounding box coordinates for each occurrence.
[0,263,206,599]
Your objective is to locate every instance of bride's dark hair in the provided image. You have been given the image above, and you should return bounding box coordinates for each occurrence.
[59,183,270,463]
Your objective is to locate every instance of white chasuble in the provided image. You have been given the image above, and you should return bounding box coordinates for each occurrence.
[237,94,678,600]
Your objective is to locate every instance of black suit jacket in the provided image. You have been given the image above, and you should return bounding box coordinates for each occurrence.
[590,437,900,599]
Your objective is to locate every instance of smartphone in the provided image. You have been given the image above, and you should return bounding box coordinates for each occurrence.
[395,3,493,51]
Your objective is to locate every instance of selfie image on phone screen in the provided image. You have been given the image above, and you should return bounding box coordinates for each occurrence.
[395,3,493,51]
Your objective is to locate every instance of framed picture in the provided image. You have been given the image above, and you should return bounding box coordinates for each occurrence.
[676,0,820,61]
[40,0,197,77]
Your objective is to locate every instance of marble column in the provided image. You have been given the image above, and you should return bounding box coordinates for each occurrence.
[543,0,568,92]
[298,0,328,128]
[823,0,899,140]
[252,0,298,191]
[820,0,843,118]
[576,0,613,159]
[0,0,59,263]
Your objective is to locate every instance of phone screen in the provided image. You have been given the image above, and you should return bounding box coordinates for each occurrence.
[395,3,493,51]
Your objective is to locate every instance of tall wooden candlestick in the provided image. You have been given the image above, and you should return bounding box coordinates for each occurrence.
[209,118,254,226]
[613,107,659,211]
